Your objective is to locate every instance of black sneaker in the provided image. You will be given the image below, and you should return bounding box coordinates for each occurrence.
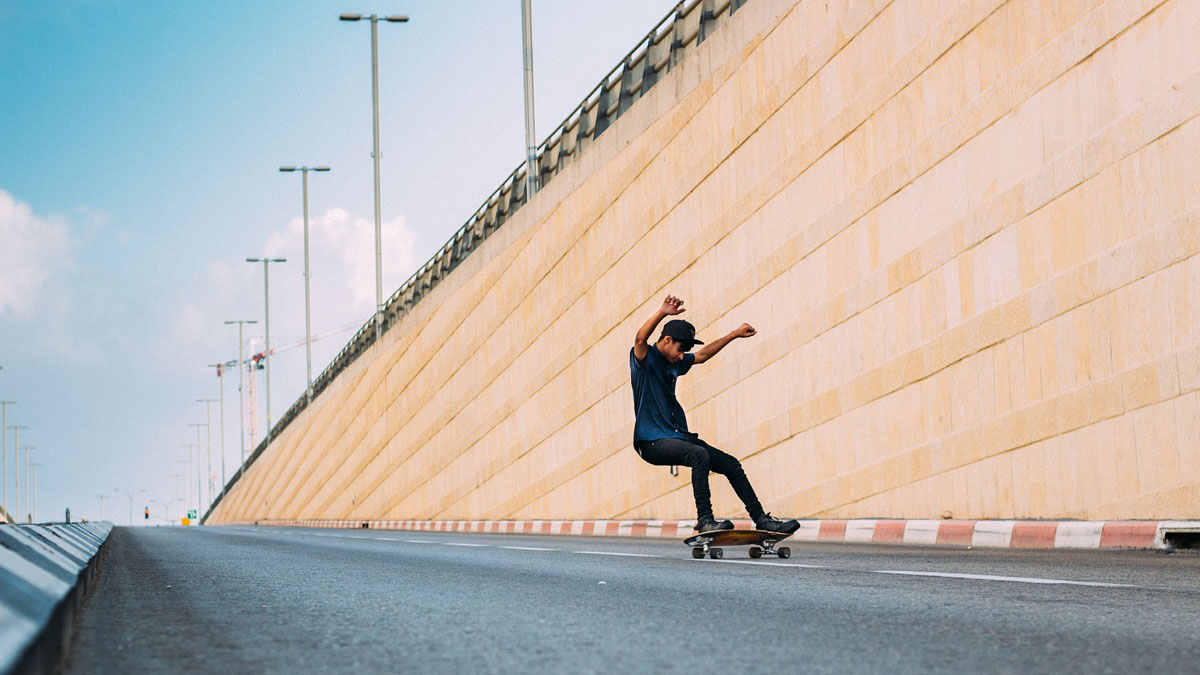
[694,516,734,533]
[754,513,799,534]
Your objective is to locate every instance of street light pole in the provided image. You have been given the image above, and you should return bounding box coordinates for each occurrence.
[245,259,285,436]
[114,488,144,528]
[0,401,14,520]
[7,425,26,522]
[178,455,192,519]
[19,446,34,522]
[208,363,228,490]
[279,165,330,404]
[340,12,409,340]
[521,0,538,198]
[224,320,257,468]
[188,424,205,516]
[28,461,41,523]
[151,498,182,524]
[94,494,107,521]
[197,398,217,503]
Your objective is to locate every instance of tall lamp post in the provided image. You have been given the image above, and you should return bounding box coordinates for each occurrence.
[187,424,205,516]
[94,494,107,521]
[7,425,26,522]
[245,259,285,436]
[197,398,217,503]
[19,446,34,522]
[339,12,409,340]
[224,320,257,467]
[28,461,41,523]
[1,401,14,520]
[521,0,538,198]
[208,363,229,490]
[114,488,144,527]
[178,455,193,519]
[151,497,182,524]
[279,165,330,404]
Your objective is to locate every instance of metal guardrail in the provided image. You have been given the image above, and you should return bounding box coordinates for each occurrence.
[205,0,747,522]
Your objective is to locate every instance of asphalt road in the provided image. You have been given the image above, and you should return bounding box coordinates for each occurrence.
[62,526,1200,674]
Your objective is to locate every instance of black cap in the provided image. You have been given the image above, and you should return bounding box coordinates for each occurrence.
[661,319,704,346]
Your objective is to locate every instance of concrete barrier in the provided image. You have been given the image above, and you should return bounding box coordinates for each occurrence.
[0,522,112,675]
[211,0,1200,527]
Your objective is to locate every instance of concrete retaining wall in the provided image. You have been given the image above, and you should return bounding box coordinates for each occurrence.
[0,522,112,674]
[210,0,1200,525]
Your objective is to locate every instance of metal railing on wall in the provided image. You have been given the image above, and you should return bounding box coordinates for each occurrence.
[205,0,746,522]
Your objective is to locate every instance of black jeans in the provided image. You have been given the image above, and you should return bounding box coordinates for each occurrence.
[634,436,764,521]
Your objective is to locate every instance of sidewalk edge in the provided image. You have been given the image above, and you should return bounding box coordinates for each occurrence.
[219,518,1200,550]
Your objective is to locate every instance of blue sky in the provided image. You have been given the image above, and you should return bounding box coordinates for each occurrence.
[0,0,679,525]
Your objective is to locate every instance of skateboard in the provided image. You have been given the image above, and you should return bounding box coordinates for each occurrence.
[683,529,793,559]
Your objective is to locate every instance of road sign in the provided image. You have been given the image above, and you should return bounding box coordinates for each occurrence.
[187,509,198,519]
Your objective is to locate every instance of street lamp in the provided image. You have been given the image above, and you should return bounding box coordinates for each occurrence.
[0,401,14,519]
[28,461,41,523]
[340,11,409,340]
[188,424,205,516]
[19,446,34,522]
[245,258,285,435]
[94,494,107,521]
[150,497,182,524]
[114,488,145,527]
[224,320,258,467]
[7,425,26,522]
[197,397,217,503]
[178,455,192,520]
[521,0,538,198]
[207,363,229,491]
[279,165,330,404]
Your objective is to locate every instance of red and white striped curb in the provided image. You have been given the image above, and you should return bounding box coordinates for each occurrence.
[223,518,1200,550]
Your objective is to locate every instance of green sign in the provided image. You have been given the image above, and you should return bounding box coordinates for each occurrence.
[187,509,198,519]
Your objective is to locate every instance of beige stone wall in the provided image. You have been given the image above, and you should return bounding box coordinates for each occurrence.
[210,0,1200,525]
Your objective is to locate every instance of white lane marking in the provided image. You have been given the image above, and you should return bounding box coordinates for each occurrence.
[405,539,436,544]
[500,546,560,551]
[444,542,490,547]
[370,537,396,541]
[873,570,1137,588]
[695,559,828,569]
[574,551,659,558]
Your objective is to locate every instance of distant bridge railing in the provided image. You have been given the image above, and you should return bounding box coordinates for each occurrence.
[205,0,748,522]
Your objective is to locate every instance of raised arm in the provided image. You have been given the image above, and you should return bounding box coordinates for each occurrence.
[634,295,686,362]
[693,322,756,364]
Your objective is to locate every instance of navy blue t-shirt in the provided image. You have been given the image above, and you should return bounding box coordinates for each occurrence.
[630,344,696,442]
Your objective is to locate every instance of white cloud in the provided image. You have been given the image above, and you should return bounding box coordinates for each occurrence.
[0,190,75,318]
[260,207,419,319]
[164,208,420,394]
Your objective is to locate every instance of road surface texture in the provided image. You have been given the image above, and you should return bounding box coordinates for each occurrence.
[63,526,1200,673]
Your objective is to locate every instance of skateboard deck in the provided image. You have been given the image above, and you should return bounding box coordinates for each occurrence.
[683,528,793,559]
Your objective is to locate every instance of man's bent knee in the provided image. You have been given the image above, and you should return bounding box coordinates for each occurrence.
[684,447,710,470]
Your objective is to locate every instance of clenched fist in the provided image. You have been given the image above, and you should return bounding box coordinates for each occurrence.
[734,323,757,338]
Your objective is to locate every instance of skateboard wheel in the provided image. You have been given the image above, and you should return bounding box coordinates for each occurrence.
[777,546,791,559]
[748,546,762,559]
[691,547,705,559]
[710,548,723,559]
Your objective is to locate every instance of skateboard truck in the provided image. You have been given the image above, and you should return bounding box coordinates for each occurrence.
[690,541,723,559]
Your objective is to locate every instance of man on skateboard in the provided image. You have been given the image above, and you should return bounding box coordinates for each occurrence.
[630,295,800,535]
